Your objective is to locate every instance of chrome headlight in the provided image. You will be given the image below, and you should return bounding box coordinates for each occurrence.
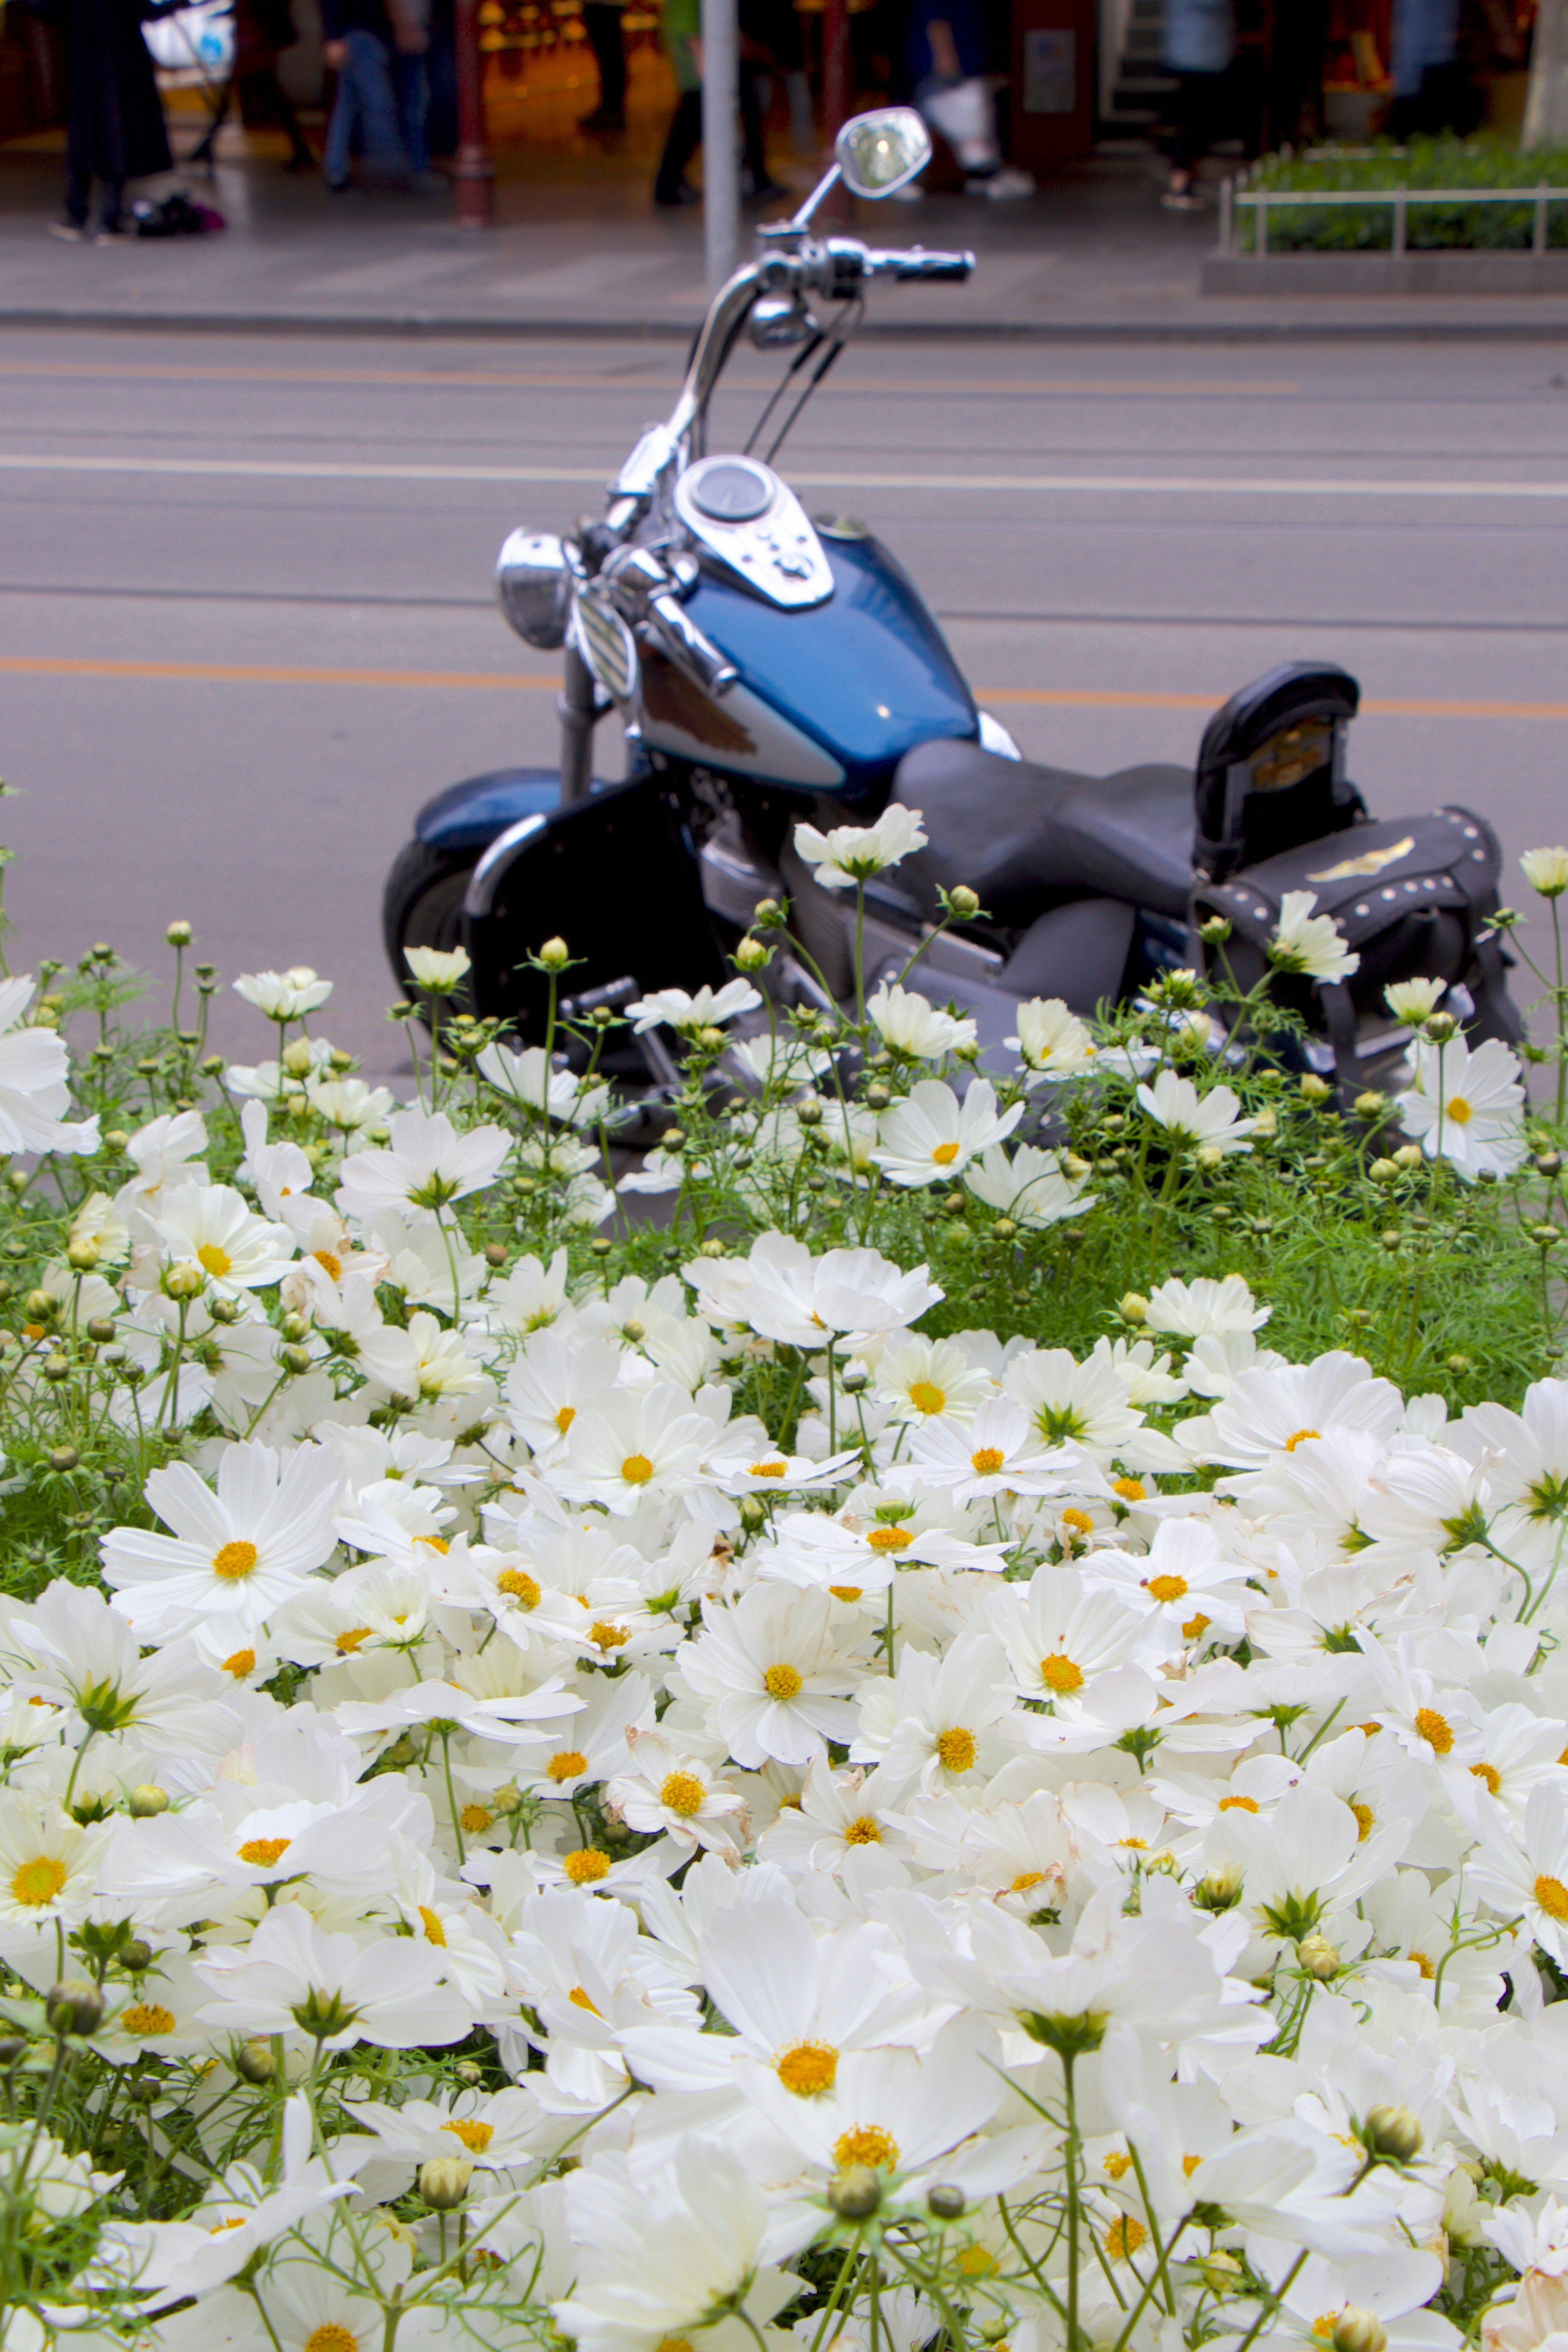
[496,528,571,650]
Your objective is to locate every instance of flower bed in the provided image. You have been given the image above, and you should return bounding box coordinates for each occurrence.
[1231,136,1568,252]
[2,822,1568,2352]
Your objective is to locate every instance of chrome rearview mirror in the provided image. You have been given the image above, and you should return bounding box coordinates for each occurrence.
[833,107,930,198]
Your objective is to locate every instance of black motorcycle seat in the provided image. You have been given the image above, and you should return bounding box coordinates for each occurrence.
[892,738,1196,924]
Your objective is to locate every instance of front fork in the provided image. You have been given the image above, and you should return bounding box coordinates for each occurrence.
[557,644,598,807]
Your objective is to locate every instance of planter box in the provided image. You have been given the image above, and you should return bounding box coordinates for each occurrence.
[1203,249,1568,294]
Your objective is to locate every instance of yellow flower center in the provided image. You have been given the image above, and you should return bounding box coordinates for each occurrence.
[122,2003,176,2036]
[305,2327,359,2352]
[971,1447,1006,1474]
[936,1726,977,1772]
[1350,1802,1374,1841]
[956,2246,999,2278]
[1010,1870,1045,1893]
[763,1662,803,1701]
[931,1142,960,1166]
[197,1243,233,1279]
[866,1526,913,1551]
[1103,2149,1134,2180]
[413,1906,446,1945]
[1416,1708,1453,1754]
[776,2041,839,2096]
[1284,1428,1322,1452]
[1105,2217,1146,2261]
[237,1837,291,1869]
[10,1857,65,1907]
[1040,1653,1083,1693]
[1181,2153,1203,2178]
[659,1771,706,1817]
[335,1626,373,1653]
[1447,1096,1473,1125]
[1313,2317,1341,2341]
[221,1648,256,1677]
[1145,1573,1188,1603]
[1218,1794,1258,1813]
[749,1460,788,1479]
[833,2124,899,2170]
[844,1815,882,1845]
[442,2118,494,2153]
[1410,1949,1436,1979]
[563,1849,611,1885]
[589,1622,630,1651]
[1113,1477,1146,1502]
[460,1804,494,1834]
[496,1569,540,1605]
[620,1453,654,1484]
[314,1250,342,1281]
[1062,1508,1094,1535]
[212,1540,259,1580]
[1535,1873,1568,1921]
[568,1986,601,2015]
[1470,1762,1501,1795]
[1182,1612,1211,1639]
[416,1535,450,1556]
[548,1750,589,1784]
[907,1381,946,1416]
[828,1585,864,1602]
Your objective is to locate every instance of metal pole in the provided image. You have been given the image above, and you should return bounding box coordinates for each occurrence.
[1537,182,1550,255]
[1219,174,1232,253]
[701,0,740,298]
[820,0,850,223]
[453,0,495,227]
[1256,188,1267,254]
[558,644,598,805]
[1393,183,1406,255]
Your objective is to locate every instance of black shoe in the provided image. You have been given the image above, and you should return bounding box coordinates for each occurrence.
[654,179,700,207]
[744,174,789,202]
[578,104,626,130]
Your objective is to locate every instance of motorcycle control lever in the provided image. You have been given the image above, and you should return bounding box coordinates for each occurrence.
[603,545,740,699]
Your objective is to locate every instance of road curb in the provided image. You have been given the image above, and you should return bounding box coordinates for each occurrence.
[4,302,1568,340]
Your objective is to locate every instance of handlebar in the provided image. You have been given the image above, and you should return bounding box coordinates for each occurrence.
[862,245,975,281]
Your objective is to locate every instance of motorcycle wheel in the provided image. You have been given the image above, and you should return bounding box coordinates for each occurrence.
[382,839,476,1010]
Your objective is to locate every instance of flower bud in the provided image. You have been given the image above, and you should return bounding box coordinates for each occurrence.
[697,1026,726,1052]
[1333,2312,1388,2352]
[796,1099,824,1127]
[1299,1074,1331,1105]
[1298,1934,1340,1980]
[65,1236,100,1273]
[209,1295,243,1325]
[281,1038,315,1077]
[166,919,193,947]
[1423,1011,1459,1044]
[85,1317,116,1344]
[1393,1144,1424,1171]
[735,935,769,972]
[992,1217,1018,1242]
[1194,1143,1225,1171]
[1353,1091,1388,1120]
[1198,915,1232,946]
[24,1290,54,1323]
[279,1345,314,1376]
[1369,1157,1399,1182]
[1193,1863,1243,1912]
[419,2156,473,2209]
[48,1446,80,1474]
[119,1940,152,1973]
[42,1356,71,1383]
[753,897,780,921]
[1538,1151,1564,1177]
[1062,1152,1092,1180]
[1119,1292,1149,1325]
[0,2039,24,2069]
[699,1239,727,1259]
[455,2058,484,2083]
[948,886,981,919]
[1521,847,1568,899]
[162,1261,205,1301]
[537,938,570,971]
[738,1493,768,1530]
[46,1979,105,2037]
[927,2183,966,2220]
[235,2037,277,2085]
[827,2165,882,2219]
[1362,2104,1423,2163]
[127,1784,169,1818]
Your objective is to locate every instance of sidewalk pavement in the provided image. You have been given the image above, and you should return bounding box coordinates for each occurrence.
[4,134,1568,339]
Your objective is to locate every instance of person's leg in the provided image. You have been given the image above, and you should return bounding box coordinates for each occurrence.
[63,151,92,228]
[394,49,430,173]
[654,85,702,201]
[96,176,126,233]
[323,47,358,185]
[349,27,411,173]
[581,4,626,122]
[1163,71,1214,200]
[739,58,774,190]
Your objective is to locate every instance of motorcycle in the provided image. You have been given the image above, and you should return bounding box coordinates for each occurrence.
[383,105,1519,1099]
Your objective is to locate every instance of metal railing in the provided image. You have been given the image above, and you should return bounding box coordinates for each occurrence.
[1217,174,1568,257]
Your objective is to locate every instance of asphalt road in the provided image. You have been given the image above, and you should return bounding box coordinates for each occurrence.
[2,327,1566,1078]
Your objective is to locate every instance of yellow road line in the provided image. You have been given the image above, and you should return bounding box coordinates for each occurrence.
[3,655,1566,719]
[0,359,1301,396]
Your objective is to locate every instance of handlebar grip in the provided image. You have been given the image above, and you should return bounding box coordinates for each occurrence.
[648,592,739,697]
[893,248,974,281]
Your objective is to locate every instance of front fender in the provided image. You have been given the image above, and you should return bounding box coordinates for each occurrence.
[414,768,562,855]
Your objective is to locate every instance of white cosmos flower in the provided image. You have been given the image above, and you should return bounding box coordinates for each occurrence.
[338,1105,510,1219]
[476,1040,610,1129]
[686,1230,942,1352]
[1137,1066,1257,1154]
[556,1383,718,1514]
[1468,1780,1568,1968]
[1521,846,1568,898]
[1384,976,1447,1024]
[625,980,760,1035]
[404,943,472,992]
[233,966,333,1020]
[0,1796,114,1929]
[604,1727,748,1853]
[0,977,100,1156]
[304,1073,395,1138]
[147,1182,296,1298]
[867,982,976,1059]
[101,1439,341,1642]
[964,1139,1095,1228]
[193,1905,472,2051]
[1008,994,1097,1082]
[1143,1272,1270,1340]
[678,1584,860,1766]
[873,1077,1022,1188]
[1399,1034,1526,1180]
[909,1399,1074,1503]
[1267,890,1360,983]
[793,804,927,888]
[357,1310,486,1402]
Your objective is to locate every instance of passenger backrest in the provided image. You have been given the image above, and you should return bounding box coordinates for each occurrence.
[1194,662,1366,884]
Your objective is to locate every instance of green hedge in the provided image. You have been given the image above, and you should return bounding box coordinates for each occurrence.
[1234,134,1568,251]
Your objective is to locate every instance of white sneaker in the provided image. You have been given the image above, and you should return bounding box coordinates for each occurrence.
[47,221,85,242]
[965,166,1036,200]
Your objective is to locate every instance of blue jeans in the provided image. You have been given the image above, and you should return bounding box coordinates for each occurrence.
[323,28,410,187]
[393,49,430,176]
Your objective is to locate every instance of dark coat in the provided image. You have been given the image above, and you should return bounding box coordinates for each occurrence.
[38,0,176,183]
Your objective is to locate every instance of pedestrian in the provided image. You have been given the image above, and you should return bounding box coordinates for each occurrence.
[653,0,701,205]
[907,0,1035,200]
[188,0,314,172]
[31,0,179,241]
[737,0,798,196]
[579,0,626,131]
[1387,0,1481,136]
[321,0,411,189]
[1160,0,1234,211]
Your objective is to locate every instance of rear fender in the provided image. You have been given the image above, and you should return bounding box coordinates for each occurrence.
[462,775,728,1039]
